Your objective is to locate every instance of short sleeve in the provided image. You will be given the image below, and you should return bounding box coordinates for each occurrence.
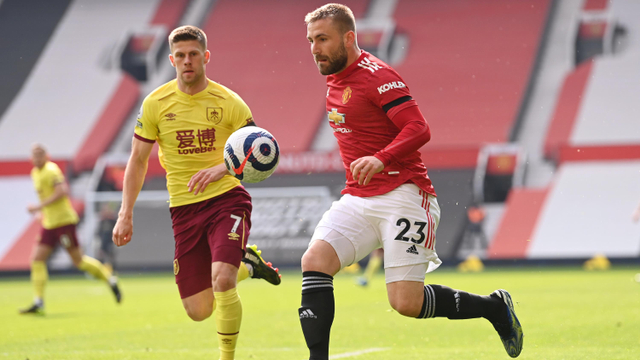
[48,163,65,186]
[366,69,416,119]
[227,91,254,131]
[133,97,158,143]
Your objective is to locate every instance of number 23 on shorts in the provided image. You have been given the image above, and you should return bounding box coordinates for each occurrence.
[394,216,436,250]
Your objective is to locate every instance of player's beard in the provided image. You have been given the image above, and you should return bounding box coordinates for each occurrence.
[317,41,348,75]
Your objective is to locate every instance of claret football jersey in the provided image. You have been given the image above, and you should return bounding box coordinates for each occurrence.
[325,51,435,197]
[134,79,253,207]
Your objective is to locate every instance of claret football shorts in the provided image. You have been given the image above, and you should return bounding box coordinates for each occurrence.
[39,223,80,248]
[311,183,441,283]
[170,186,252,298]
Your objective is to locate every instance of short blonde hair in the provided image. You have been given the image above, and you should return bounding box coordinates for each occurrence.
[304,3,356,35]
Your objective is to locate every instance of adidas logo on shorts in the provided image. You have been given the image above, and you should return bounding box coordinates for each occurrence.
[406,245,419,255]
[299,308,317,319]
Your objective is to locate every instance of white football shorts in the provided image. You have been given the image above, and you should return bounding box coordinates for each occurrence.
[310,183,441,283]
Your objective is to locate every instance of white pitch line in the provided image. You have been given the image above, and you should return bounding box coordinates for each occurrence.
[329,347,390,359]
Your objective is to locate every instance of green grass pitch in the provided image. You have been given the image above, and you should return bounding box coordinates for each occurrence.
[2,267,640,359]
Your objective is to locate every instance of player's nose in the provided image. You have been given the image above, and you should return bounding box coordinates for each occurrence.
[311,42,321,55]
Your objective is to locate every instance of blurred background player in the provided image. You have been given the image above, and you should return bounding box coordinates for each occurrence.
[356,248,383,287]
[299,4,523,359]
[20,144,121,314]
[96,202,118,274]
[112,25,280,360]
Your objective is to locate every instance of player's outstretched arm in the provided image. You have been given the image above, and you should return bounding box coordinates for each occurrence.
[27,182,69,214]
[113,137,153,247]
[188,163,228,196]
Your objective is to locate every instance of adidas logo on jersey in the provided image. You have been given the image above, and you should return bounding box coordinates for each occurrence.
[378,81,406,94]
[406,245,419,255]
[299,309,317,319]
[358,57,382,73]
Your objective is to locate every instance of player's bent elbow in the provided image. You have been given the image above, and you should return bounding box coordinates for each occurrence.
[421,125,431,143]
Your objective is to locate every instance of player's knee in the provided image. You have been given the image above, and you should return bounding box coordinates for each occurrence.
[301,243,339,274]
[211,272,236,292]
[300,249,316,271]
[184,304,213,322]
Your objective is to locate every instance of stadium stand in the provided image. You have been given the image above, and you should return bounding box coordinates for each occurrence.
[489,161,640,260]
[545,0,640,164]
[489,0,640,261]
[0,0,72,122]
[393,0,552,168]
[0,0,161,172]
[0,0,188,270]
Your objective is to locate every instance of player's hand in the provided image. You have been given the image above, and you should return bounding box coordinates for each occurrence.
[27,204,41,214]
[188,164,228,195]
[633,208,640,223]
[112,215,133,247]
[350,156,384,186]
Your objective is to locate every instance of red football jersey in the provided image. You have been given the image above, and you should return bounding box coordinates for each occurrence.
[326,51,436,197]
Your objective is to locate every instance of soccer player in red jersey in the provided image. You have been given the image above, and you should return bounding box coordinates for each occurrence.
[299,4,523,359]
[112,26,280,360]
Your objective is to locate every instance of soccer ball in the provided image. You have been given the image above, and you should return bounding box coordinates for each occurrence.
[223,126,280,183]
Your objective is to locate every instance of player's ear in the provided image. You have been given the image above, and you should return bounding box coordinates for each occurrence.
[204,50,211,64]
[344,30,356,48]
[169,54,176,67]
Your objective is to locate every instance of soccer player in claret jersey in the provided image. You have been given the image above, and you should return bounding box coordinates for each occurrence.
[20,144,121,315]
[112,25,280,360]
[300,4,523,359]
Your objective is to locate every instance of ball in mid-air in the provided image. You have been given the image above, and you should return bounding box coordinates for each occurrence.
[224,126,279,183]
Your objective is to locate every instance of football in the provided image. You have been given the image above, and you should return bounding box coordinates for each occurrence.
[223,126,280,183]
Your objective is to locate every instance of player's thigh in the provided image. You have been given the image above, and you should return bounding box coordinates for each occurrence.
[174,234,213,300]
[31,243,54,262]
[310,194,380,270]
[207,188,252,268]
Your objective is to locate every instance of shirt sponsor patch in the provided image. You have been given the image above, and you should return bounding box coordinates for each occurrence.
[136,120,143,129]
[377,81,406,94]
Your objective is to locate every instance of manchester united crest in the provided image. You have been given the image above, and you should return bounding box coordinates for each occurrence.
[207,107,223,124]
[173,259,180,275]
[342,87,352,104]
